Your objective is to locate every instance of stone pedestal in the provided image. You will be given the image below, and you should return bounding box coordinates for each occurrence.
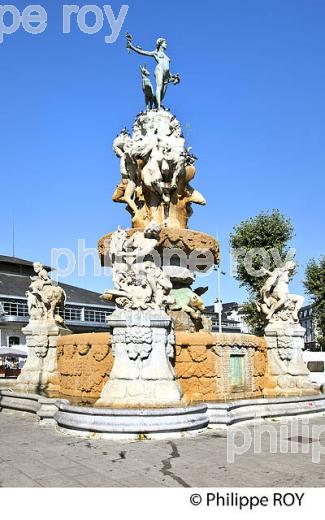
[96,309,183,407]
[263,322,317,397]
[15,321,71,396]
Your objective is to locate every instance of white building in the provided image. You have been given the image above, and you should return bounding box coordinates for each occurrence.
[0,255,114,351]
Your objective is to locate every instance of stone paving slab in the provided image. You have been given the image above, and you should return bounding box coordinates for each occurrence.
[1,409,325,487]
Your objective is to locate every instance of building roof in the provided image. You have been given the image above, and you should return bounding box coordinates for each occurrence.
[0,255,50,268]
[0,255,113,308]
[0,272,113,307]
[0,255,52,276]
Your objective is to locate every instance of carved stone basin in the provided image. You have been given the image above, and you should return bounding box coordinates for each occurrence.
[98,227,219,273]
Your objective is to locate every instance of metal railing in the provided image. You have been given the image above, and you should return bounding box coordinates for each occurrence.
[0,298,112,325]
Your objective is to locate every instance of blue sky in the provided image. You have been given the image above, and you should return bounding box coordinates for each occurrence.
[0,0,324,305]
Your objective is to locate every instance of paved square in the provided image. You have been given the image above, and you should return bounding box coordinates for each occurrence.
[1,410,325,487]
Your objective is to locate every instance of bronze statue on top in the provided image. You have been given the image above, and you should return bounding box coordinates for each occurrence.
[126,33,180,110]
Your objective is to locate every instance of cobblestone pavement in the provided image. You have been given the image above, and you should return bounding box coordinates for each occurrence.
[1,410,325,487]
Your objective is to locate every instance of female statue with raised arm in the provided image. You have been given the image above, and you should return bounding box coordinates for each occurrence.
[126,33,180,109]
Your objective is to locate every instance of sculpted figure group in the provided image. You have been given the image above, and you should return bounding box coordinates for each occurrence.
[102,222,174,310]
[26,263,66,324]
[112,111,206,229]
[257,260,304,324]
[101,220,210,331]
[109,34,205,229]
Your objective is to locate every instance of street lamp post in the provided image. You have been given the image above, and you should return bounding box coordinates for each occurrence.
[214,265,225,334]
[214,231,225,334]
[217,266,222,333]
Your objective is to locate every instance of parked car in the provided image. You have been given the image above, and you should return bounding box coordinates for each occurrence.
[303,351,325,386]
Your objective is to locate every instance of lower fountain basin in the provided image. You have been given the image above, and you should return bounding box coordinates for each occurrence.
[1,389,325,439]
[55,401,208,438]
[0,390,208,439]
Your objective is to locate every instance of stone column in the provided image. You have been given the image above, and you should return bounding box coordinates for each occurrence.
[96,309,183,407]
[15,321,70,396]
[263,322,317,397]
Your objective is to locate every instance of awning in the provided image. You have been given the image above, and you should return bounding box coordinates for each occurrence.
[0,348,27,357]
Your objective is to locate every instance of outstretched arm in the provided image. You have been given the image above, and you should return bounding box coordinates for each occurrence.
[126,33,155,57]
[128,43,155,57]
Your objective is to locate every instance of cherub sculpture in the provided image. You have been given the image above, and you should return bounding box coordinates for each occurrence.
[126,33,180,110]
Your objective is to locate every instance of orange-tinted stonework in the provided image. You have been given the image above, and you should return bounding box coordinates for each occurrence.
[175,332,267,403]
[57,333,113,401]
[56,331,267,403]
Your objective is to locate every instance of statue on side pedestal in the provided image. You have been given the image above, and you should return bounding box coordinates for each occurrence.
[257,260,304,324]
[16,263,70,395]
[26,262,66,324]
[258,260,315,397]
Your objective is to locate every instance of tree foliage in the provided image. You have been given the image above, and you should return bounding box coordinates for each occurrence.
[230,210,295,335]
[304,257,325,349]
[240,299,268,337]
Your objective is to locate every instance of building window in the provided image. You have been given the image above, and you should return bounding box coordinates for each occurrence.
[56,305,111,323]
[307,361,324,373]
[84,308,110,323]
[57,306,82,321]
[1,299,29,317]
[8,336,20,346]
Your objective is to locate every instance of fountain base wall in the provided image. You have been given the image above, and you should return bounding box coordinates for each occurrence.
[56,331,268,403]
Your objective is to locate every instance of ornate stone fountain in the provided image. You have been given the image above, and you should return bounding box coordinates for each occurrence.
[95,34,220,408]
[1,34,323,439]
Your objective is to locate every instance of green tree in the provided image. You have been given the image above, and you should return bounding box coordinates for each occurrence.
[304,257,325,350]
[230,210,295,335]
